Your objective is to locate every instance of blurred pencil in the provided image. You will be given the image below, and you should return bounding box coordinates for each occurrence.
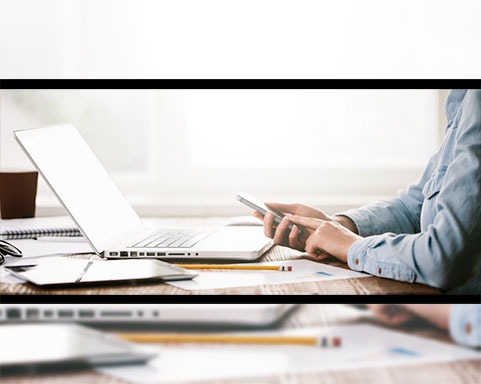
[175,264,293,271]
[117,333,341,347]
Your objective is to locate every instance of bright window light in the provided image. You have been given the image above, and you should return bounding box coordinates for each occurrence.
[1,89,441,210]
[178,90,438,168]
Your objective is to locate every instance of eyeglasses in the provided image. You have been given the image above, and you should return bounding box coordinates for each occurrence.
[0,240,23,265]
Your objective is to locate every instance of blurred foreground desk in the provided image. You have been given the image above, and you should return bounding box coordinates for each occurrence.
[0,245,440,295]
[2,305,479,384]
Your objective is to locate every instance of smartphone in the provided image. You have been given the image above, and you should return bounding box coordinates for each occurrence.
[236,192,295,231]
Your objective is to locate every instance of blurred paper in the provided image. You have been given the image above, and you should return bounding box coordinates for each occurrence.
[168,259,370,290]
[99,324,481,383]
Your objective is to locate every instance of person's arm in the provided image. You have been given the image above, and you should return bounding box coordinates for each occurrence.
[260,91,481,290]
[339,177,429,237]
[402,304,451,330]
[343,90,481,290]
[263,101,444,259]
[368,304,451,330]
[337,142,443,237]
[369,304,481,348]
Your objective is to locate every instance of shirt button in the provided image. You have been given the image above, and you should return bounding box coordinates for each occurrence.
[465,322,472,335]
[355,259,359,265]
[378,267,382,274]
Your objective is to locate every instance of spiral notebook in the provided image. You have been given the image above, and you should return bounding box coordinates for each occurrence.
[0,216,82,239]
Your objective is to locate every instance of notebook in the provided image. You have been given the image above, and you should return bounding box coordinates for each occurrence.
[14,125,273,261]
[0,216,81,240]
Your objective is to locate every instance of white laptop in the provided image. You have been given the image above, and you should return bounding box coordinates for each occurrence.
[0,304,296,327]
[15,125,273,261]
[0,323,156,373]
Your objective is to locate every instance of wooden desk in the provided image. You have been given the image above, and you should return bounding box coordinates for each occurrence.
[1,305,479,384]
[0,245,440,295]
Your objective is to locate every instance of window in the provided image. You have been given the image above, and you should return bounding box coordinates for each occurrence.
[1,89,441,215]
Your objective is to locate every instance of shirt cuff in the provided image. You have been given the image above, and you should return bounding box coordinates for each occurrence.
[449,305,481,348]
[346,235,417,282]
[346,238,369,272]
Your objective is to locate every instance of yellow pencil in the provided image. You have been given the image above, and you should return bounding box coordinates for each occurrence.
[174,264,293,271]
[116,333,341,347]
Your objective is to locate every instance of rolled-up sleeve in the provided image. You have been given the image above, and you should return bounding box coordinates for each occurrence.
[450,305,481,348]
[341,90,481,291]
[341,169,431,237]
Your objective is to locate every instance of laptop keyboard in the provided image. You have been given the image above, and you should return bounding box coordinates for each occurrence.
[130,229,213,249]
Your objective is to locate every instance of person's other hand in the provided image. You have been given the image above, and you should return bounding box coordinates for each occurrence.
[252,203,331,252]
[286,215,361,262]
[253,202,359,258]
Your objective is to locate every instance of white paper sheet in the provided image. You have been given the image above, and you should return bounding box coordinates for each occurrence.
[168,259,370,291]
[99,324,481,383]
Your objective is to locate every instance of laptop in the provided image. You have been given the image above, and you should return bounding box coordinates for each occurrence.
[0,304,297,328]
[14,125,273,261]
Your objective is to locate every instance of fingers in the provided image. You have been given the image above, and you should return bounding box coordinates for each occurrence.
[305,230,330,261]
[273,216,291,245]
[252,211,264,221]
[286,215,322,230]
[288,224,300,249]
[263,211,276,238]
[255,210,304,250]
[252,210,274,238]
[253,206,317,252]
[266,202,331,221]
[255,210,293,246]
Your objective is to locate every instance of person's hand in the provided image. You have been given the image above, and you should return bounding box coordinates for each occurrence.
[368,304,452,330]
[367,305,416,326]
[253,202,359,261]
[252,203,333,252]
[286,215,362,263]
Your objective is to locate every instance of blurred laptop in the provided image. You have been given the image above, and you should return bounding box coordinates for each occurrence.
[14,124,273,261]
[0,304,297,328]
[0,323,156,374]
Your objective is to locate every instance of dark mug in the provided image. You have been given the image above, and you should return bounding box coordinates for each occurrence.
[0,171,38,219]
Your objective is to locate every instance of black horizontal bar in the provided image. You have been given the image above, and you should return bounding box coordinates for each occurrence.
[1,79,480,90]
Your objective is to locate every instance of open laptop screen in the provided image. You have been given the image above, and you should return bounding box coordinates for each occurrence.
[15,124,143,254]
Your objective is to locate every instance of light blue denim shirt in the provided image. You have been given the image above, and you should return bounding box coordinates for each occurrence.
[450,304,481,348]
[341,89,481,293]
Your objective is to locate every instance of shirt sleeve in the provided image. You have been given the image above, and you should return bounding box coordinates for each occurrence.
[341,90,481,290]
[450,305,481,348]
[340,157,436,237]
